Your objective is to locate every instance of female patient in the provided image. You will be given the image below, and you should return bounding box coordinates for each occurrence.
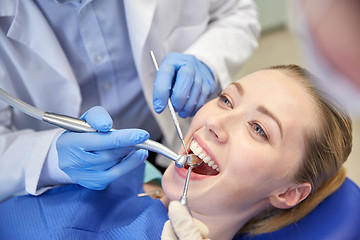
[162,64,352,239]
[0,65,352,240]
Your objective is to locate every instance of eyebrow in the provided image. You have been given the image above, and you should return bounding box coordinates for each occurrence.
[230,82,283,138]
[230,82,244,96]
[257,105,283,139]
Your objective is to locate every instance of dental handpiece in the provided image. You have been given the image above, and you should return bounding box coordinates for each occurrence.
[44,113,193,168]
[149,51,189,156]
[0,88,193,168]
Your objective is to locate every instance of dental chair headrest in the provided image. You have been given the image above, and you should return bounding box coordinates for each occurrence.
[237,177,360,240]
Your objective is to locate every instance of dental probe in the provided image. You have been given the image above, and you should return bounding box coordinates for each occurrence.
[0,88,202,168]
[179,166,193,212]
[179,156,203,211]
[149,51,189,156]
[178,156,203,212]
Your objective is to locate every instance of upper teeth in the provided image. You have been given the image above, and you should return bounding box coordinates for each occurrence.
[190,139,220,172]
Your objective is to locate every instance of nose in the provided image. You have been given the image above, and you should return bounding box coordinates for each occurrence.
[205,113,230,143]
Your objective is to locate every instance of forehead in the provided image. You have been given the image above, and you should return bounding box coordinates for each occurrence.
[233,69,313,106]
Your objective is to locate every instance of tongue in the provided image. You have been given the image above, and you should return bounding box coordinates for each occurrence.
[192,162,219,176]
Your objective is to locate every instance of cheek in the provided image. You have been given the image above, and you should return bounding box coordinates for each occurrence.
[186,113,206,134]
[206,171,270,214]
[225,146,285,194]
[227,140,272,174]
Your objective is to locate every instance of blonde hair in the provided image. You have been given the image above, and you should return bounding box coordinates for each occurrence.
[240,65,353,235]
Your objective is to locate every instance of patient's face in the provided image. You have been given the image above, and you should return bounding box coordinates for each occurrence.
[162,69,316,219]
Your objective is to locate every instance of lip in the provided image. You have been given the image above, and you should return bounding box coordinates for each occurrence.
[174,163,211,180]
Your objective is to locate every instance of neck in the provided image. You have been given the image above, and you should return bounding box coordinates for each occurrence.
[192,200,268,240]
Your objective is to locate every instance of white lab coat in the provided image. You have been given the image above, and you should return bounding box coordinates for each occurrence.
[0,0,260,201]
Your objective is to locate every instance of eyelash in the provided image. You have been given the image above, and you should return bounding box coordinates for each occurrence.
[219,94,233,108]
[249,122,268,140]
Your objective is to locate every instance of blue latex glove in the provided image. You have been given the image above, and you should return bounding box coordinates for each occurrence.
[153,53,215,118]
[56,106,149,190]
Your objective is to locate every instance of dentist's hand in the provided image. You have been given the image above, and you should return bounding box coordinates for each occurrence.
[153,53,215,118]
[161,201,210,240]
[56,106,149,190]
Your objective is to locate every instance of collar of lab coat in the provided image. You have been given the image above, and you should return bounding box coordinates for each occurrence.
[1,0,78,86]
[0,0,157,84]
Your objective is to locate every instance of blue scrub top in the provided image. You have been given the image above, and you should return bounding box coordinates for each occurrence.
[0,164,168,239]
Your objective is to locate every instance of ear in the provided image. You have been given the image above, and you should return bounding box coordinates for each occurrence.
[269,183,312,209]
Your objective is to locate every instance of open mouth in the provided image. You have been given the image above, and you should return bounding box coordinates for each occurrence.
[185,139,220,176]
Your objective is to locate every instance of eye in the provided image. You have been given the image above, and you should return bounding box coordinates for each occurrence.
[249,122,268,140]
[218,94,233,108]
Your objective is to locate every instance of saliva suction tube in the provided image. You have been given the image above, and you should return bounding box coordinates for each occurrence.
[0,88,200,168]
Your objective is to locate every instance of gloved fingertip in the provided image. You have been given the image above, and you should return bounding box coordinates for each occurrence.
[83,106,113,132]
[169,200,189,215]
[153,99,165,113]
[96,112,113,132]
[178,111,188,118]
[161,220,177,240]
[194,219,210,238]
[98,122,113,132]
[138,130,150,143]
[138,149,149,160]
[189,110,197,118]
[169,200,183,209]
